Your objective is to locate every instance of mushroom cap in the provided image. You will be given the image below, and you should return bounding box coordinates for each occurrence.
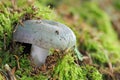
[13,20,76,50]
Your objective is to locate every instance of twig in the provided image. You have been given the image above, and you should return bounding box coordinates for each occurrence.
[13,20,24,33]
[13,55,20,69]
[11,0,17,10]
[4,64,16,80]
[99,68,115,80]
[13,22,19,33]
[104,50,114,73]
[19,20,24,27]
[3,33,6,50]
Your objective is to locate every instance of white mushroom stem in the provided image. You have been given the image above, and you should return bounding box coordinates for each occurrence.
[31,45,49,66]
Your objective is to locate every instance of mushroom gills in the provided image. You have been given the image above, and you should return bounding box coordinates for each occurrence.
[31,45,49,66]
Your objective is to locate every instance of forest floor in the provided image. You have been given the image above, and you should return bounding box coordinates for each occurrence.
[0,0,120,80]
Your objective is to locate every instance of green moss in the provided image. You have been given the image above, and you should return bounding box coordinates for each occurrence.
[15,54,48,80]
[69,2,120,66]
[52,53,84,80]
[52,52,102,80]
[0,8,12,49]
[113,0,120,11]
[91,52,107,66]
[16,71,47,80]
[82,65,103,80]
[72,2,114,33]
[0,0,55,79]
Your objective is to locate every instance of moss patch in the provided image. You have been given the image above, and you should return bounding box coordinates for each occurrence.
[52,52,102,80]
[1,0,120,80]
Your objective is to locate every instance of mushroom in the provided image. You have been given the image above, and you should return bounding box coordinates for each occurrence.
[13,20,76,66]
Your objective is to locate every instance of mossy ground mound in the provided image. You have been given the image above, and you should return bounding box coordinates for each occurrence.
[0,0,120,80]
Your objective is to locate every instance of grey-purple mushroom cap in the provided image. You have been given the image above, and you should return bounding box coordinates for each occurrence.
[13,20,76,50]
